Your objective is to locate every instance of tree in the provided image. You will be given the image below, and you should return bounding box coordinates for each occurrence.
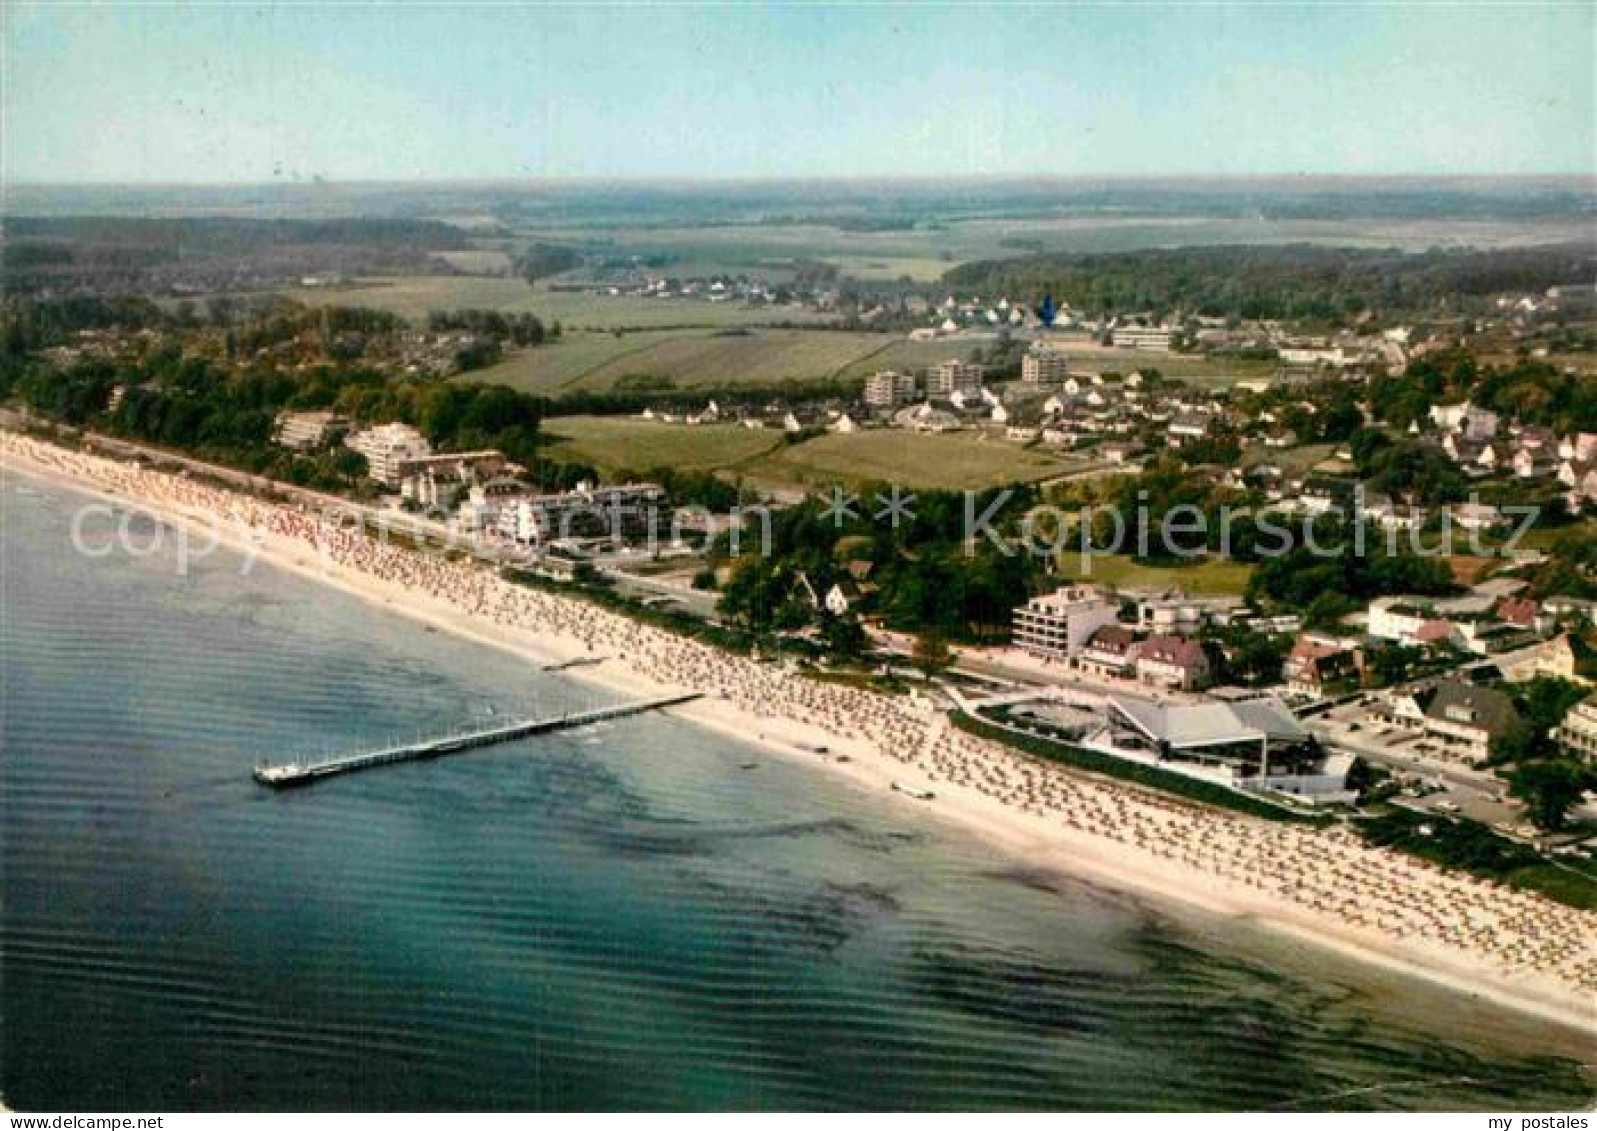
[1508,760,1593,831]
[822,615,868,661]
[911,631,952,680]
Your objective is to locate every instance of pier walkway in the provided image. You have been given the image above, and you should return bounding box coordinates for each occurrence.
[252,692,702,788]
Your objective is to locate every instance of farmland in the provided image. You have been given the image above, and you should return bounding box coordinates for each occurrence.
[471,328,901,394]
[540,414,1098,492]
[540,415,785,475]
[290,275,839,329]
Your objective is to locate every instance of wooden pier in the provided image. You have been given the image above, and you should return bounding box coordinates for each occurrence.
[252,692,702,789]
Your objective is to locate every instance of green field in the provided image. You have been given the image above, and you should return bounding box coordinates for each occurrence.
[750,430,1093,491]
[541,415,1096,491]
[1054,552,1255,594]
[540,416,784,474]
[472,328,900,394]
[292,275,839,330]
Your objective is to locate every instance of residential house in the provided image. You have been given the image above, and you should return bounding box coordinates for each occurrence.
[1077,625,1139,680]
[1495,596,1545,632]
[1419,680,1522,765]
[1134,634,1212,691]
[1375,679,1522,765]
[1496,634,1584,685]
[1283,636,1360,697]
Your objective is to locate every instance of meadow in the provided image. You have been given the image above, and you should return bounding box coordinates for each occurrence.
[540,415,785,474]
[541,415,1098,491]
[1052,552,1257,595]
[749,430,1094,491]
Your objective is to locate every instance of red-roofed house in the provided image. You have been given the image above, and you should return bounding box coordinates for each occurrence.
[1495,597,1544,632]
[1078,625,1139,680]
[1135,634,1212,691]
[1283,637,1360,697]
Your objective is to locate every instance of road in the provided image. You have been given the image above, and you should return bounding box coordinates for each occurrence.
[1304,698,1526,829]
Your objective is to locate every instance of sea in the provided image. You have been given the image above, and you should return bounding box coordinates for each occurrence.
[2,472,1592,1111]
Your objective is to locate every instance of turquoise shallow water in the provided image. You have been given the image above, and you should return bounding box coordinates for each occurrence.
[1,474,1592,1111]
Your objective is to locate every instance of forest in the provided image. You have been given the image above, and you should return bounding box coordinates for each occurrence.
[943,243,1597,321]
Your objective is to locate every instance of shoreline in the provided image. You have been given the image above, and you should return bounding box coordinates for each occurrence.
[3,433,1594,1039]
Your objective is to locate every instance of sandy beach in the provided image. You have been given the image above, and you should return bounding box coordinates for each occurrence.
[4,429,1594,1038]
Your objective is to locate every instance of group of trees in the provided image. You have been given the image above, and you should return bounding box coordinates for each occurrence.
[426,308,558,346]
[942,243,1597,323]
[715,486,1045,646]
[1348,428,1468,504]
[4,346,553,481]
[1370,354,1597,435]
[1489,678,1596,830]
[515,243,580,286]
[1247,527,1456,627]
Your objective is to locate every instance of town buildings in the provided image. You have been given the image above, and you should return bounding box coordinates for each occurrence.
[1012,585,1120,660]
[1134,634,1213,691]
[1376,679,1522,765]
[1020,346,1071,388]
[1556,693,1597,762]
[273,410,348,452]
[1283,636,1361,697]
[1110,325,1175,351]
[926,358,985,398]
[863,370,918,410]
[345,422,433,487]
[487,483,668,547]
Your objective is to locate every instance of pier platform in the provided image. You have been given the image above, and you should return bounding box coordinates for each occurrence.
[253,692,702,788]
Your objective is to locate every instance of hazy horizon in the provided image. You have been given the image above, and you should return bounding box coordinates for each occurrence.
[5,4,1594,184]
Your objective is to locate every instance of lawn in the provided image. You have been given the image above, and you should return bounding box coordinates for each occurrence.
[746,430,1091,491]
[540,415,784,475]
[1053,552,1256,595]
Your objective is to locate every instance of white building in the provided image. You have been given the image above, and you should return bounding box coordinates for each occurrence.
[927,358,985,398]
[1556,693,1597,762]
[1020,347,1071,388]
[863,370,917,410]
[1110,326,1174,352]
[345,422,432,487]
[1012,585,1121,660]
[274,410,346,452]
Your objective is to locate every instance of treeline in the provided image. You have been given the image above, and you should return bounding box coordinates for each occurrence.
[3,216,467,295]
[942,243,1597,321]
[427,308,558,346]
[535,375,862,418]
[515,243,581,285]
[2,352,549,485]
[1247,527,1457,627]
[5,216,470,252]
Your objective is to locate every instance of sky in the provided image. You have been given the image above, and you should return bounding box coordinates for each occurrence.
[4,2,1594,183]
